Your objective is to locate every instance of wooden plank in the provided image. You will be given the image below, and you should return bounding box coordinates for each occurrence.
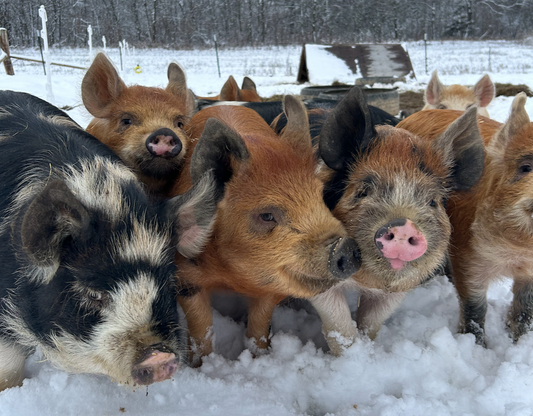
[9,55,87,70]
[0,28,15,75]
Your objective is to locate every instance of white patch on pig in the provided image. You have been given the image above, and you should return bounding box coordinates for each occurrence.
[114,216,172,267]
[0,339,26,391]
[7,272,184,387]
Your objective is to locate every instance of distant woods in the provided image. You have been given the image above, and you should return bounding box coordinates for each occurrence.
[2,0,532,48]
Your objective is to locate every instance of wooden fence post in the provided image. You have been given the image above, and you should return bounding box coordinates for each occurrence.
[0,28,15,75]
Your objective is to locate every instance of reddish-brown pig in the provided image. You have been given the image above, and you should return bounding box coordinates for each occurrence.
[423,70,495,117]
[398,93,533,345]
[196,75,261,102]
[82,52,196,197]
[308,87,485,355]
[172,96,361,363]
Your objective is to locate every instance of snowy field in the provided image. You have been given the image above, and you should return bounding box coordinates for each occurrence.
[1,40,533,416]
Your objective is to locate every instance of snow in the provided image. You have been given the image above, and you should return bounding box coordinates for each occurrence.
[1,40,533,416]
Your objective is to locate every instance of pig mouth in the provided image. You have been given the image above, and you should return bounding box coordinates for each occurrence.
[281,267,336,291]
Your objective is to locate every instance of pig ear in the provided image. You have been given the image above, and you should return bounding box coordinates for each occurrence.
[190,118,249,196]
[82,52,126,118]
[425,70,443,106]
[318,86,376,171]
[433,106,485,190]
[219,76,240,101]
[474,74,495,108]
[488,92,530,158]
[21,180,91,266]
[166,62,195,113]
[241,76,257,92]
[166,170,220,258]
[280,95,312,151]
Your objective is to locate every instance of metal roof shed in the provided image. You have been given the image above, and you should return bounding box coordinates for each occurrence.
[297,43,415,84]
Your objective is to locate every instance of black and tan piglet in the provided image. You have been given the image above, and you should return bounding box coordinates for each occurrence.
[0,91,221,391]
[309,87,485,355]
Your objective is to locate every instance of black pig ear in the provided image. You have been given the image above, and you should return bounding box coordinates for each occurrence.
[21,180,91,266]
[433,106,485,190]
[318,86,377,171]
[166,170,220,259]
[190,118,249,197]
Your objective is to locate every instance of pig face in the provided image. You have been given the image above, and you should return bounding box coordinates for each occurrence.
[82,53,195,194]
[188,100,361,298]
[2,162,219,388]
[477,94,533,244]
[319,87,484,292]
[423,70,495,117]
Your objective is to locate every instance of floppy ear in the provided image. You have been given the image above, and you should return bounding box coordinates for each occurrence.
[219,76,240,101]
[82,52,126,118]
[433,106,485,190]
[318,86,377,209]
[166,170,221,258]
[425,70,444,106]
[280,95,312,152]
[21,180,91,265]
[318,86,377,172]
[474,74,495,108]
[166,61,196,113]
[241,76,257,92]
[189,118,249,197]
[487,92,530,160]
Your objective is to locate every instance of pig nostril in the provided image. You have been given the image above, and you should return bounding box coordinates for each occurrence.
[385,233,394,241]
[337,256,345,272]
[153,137,159,144]
[408,237,418,246]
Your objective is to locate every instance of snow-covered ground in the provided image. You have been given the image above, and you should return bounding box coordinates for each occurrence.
[1,40,533,416]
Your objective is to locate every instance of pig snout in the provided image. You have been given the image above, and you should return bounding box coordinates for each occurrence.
[328,237,362,280]
[146,128,182,158]
[131,344,179,385]
[374,219,428,270]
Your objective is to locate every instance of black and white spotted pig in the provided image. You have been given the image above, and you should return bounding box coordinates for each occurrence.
[0,91,223,391]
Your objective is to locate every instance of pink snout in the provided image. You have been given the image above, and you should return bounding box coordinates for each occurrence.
[131,347,179,385]
[374,218,427,270]
[145,128,182,158]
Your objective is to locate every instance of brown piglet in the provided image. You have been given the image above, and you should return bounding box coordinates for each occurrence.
[309,87,485,355]
[82,52,196,197]
[423,69,495,117]
[172,96,361,363]
[398,94,533,346]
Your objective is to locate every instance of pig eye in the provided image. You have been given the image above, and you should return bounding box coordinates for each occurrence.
[86,289,109,308]
[120,118,132,127]
[519,164,532,174]
[260,213,276,222]
[437,104,447,110]
[429,199,437,207]
[174,119,185,129]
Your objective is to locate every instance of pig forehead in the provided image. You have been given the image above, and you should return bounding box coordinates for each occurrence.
[506,124,533,155]
[358,136,447,178]
[118,87,189,115]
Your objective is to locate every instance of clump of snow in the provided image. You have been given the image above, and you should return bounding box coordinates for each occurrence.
[1,41,533,415]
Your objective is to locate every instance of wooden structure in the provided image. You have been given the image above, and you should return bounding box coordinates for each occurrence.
[297,43,415,84]
[0,28,14,75]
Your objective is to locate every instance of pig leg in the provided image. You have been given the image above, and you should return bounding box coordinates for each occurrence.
[246,296,283,352]
[455,269,490,346]
[508,279,533,343]
[355,290,407,340]
[310,285,357,356]
[0,340,26,391]
[178,289,214,366]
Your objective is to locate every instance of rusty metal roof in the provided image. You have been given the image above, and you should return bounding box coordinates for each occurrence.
[297,44,415,84]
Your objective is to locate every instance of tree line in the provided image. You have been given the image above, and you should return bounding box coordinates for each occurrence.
[2,0,532,49]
